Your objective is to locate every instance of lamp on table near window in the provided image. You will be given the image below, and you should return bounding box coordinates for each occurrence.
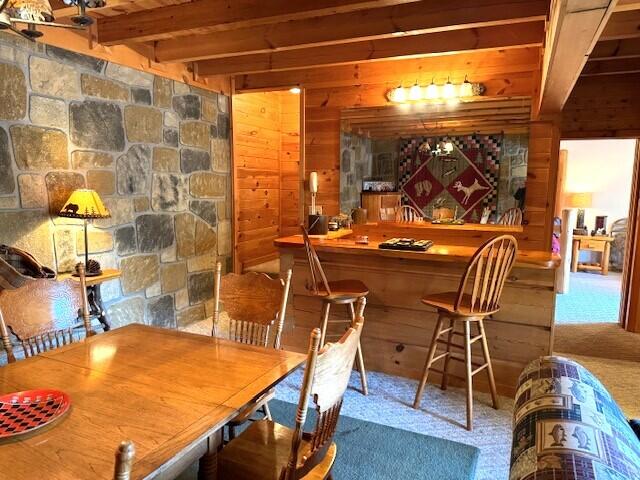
[58,189,111,277]
[567,192,592,235]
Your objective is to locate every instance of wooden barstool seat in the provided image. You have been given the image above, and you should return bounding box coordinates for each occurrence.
[413,235,518,431]
[316,279,369,301]
[302,226,369,395]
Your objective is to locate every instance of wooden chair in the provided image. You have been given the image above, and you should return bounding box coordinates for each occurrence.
[218,305,365,480]
[113,440,135,480]
[301,225,369,395]
[212,262,293,438]
[379,207,397,221]
[396,204,423,223]
[0,263,94,363]
[497,207,523,226]
[413,235,518,431]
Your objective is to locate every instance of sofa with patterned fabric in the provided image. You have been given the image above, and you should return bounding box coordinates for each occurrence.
[510,356,640,480]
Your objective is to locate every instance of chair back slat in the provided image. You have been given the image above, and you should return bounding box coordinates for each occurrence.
[0,265,92,363]
[21,327,76,359]
[212,262,292,349]
[301,225,331,296]
[282,298,365,480]
[456,235,518,314]
[396,205,423,223]
[497,207,523,226]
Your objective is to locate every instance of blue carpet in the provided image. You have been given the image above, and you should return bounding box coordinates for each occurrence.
[555,272,622,324]
[269,399,480,480]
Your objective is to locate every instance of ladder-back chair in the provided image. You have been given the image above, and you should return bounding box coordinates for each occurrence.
[497,207,523,226]
[218,306,365,480]
[212,262,293,437]
[113,440,135,480]
[0,263,94,363]
[396,204,423,223]
[413,235,518,430]
[301,225,368,394]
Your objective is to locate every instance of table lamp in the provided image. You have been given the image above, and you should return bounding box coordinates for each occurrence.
[307,171,328,235]
[567,192,592,232]
[58,189,111,276]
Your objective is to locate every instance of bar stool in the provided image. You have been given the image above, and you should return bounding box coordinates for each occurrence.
[301,225,369,395]
[413,235,518,430]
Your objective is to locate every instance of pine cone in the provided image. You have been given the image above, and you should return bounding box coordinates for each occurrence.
[86,259,102,275]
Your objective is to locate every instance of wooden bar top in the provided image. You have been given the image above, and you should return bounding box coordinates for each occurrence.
[356,221,523,233]
[274,235,560,269]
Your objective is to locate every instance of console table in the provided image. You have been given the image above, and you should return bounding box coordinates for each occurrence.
[571,235,614,275]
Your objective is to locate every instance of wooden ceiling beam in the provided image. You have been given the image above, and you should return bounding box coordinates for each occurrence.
[234,48,540,92]
[155,0,547,63]
[581,57,640,75]
[615,0,640,12]
[196,22,544,76]
[600,10,640,40]
[589,37,640,60]
[96,0,424,45]
[537,0,616,115]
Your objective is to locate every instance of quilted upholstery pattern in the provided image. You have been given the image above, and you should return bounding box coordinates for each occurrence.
[510,356,640,480]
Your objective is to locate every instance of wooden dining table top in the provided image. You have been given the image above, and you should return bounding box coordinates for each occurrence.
[0,324,306,480]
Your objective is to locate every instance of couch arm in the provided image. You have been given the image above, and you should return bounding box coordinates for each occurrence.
[510,356,640,480]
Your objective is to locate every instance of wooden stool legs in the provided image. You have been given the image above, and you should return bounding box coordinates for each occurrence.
[318,298,368,395]
[413,313,499,431]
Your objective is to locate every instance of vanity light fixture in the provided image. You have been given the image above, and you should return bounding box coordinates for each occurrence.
[387,77,484,104]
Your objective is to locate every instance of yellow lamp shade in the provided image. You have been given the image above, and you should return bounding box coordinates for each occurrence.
[567,192,592,209]
[59,189,111,219]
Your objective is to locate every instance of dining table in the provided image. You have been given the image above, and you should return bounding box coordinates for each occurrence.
[0,323,306,479]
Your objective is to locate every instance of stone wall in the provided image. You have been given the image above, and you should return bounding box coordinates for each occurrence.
[0,32,232,329]
[496,133,529,218]
[340,131,372,213]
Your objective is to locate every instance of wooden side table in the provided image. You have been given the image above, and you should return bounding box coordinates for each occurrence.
[58,268,122,331]
[571,235,614,275]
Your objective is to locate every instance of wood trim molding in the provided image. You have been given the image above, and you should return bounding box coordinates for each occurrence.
[621,139,640,332]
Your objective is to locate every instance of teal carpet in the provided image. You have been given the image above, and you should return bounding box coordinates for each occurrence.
[269,399,480,480]
[555,272,622,324]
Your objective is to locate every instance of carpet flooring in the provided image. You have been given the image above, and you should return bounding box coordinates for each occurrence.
[554,322,640,362]
[555,272,622,324]
[266,399,480,479]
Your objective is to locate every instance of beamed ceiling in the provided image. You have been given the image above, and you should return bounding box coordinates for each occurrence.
[43,0,640,114]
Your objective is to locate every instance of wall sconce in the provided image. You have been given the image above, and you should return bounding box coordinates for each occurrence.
[387,78,485,104]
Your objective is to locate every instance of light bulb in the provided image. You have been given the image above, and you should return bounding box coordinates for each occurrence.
[289,86,301,94]
[391,86,407,103]
[409,83,422,101]
[444,141,454,153]
[425,81,439,100]
[443,80,456,99]
[460,78,473,97]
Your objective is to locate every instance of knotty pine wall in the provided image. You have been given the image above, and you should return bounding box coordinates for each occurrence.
[232,91,300,271]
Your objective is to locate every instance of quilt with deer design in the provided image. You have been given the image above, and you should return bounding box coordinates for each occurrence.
[398,135,501,222]
[510,356,640,480]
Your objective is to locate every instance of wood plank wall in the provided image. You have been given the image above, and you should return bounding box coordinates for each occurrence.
[232,91,301,271]
[280,93,302,237]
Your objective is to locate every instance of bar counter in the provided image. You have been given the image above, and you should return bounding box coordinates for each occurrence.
[276,225,559,397]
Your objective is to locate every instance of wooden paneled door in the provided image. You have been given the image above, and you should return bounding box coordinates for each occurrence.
[232,89,302,272]
[620,139,640,333]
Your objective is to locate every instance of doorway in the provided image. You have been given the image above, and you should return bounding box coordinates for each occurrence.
[555,139,638,325]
